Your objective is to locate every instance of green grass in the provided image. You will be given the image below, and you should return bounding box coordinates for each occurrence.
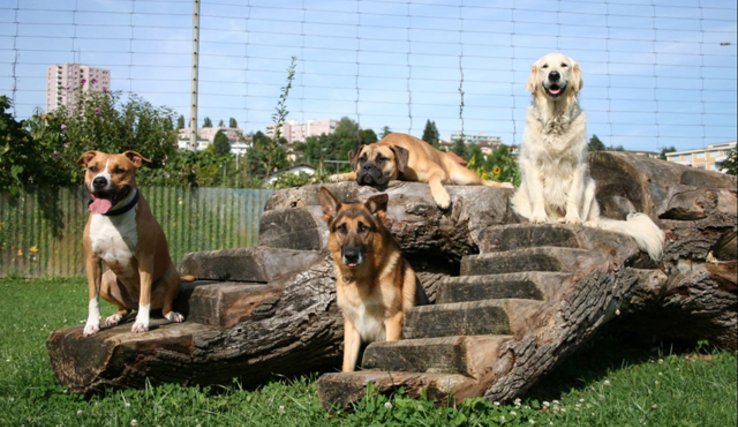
[1,277,736,426]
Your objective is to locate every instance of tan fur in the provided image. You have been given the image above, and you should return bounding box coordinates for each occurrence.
[318,187,419,372]
[330,133,512,209]
[78,150,186,335]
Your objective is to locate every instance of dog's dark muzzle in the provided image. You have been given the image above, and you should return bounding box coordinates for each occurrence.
[357,163,389,186]
[341,245,366,269]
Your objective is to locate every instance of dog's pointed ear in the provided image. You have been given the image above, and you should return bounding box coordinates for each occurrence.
[365,193,388,220]
[390,145,410,175]
[318,187,341,223]
[348,146,364,171]
[526,63,539,94]
[77,150,98,167]
[570,61,583,95]
[123,150,151,168]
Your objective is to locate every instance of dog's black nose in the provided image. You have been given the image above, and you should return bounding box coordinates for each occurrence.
[342,247,361,265]
[92,176,107,189]
[362,163,373,171]
[549,71,560,82]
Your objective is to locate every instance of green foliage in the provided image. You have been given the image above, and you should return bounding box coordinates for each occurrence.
[421,119,440,147]
[659,145,676,161]
[588,134,606,151]
[381,126,392,138]
[213,129,231,156]
[229,117,238,128]
[218,119,225,127]
[0,96,46,196]
[203,116,213,128]
[451,137,467,159]
[717,146,737,175]
[294,117,375,171]
[466,144,520,186]
[177,114,186,129]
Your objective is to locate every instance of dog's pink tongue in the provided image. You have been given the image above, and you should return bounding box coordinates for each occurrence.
[89,197,112,214]
[549,87,561,95]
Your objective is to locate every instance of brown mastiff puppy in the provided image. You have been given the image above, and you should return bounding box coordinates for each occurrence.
[330,132,512,209]
[318,187,427,372]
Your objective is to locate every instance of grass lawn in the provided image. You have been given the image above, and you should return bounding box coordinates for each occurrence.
[0,276,735,426]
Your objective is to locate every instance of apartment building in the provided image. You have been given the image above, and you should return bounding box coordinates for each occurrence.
[46,63,110,112]
[665,142,736,173]
[266,119,338,144]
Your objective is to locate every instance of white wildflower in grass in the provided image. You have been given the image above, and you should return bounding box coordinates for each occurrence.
[494,401,501,406]
[499,415,506,423]
[130,420,138,427]
[542,401,550,409]
[514,397,522,407]
[278,405,285,415]
[603,380,611,386]
[529,419,536,425]
[578,398,585,403]
[658,358,664,364]
[651,404,658,409]
[552,400,560,406]
[510,411,517,417]
[384,401,393,410]
[76,410,83,416]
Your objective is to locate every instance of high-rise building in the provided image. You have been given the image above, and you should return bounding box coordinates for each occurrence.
[266,119,338,144]
[46,64,110,112]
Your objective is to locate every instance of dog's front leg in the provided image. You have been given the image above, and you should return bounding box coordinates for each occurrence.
[384,312,404,342]
[428,172,451,209]
[328,171,357,182]
[132,260,154,333]
[342,319,362,372]
[564,164,586,224]
[83,256,102,336]
[520,158,548,223]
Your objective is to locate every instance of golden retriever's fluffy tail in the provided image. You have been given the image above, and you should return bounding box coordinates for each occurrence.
[596,213,665,261]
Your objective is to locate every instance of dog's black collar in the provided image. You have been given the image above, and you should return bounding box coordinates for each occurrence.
[100,189,139,216]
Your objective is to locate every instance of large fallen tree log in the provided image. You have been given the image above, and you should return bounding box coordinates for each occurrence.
[47,152,736,396]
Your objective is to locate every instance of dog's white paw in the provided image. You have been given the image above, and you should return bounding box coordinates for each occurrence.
[165,311,185,323]
[564,215,582,225]
[434,193,451,210]
[104,313,123,327]
[530,215,548,224]
[327,174,343,183]
[131,320,149,333]
[83,321,100,337]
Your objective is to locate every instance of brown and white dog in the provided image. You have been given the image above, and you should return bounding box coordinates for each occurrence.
[318,187,427,372]
[77,150,185,336]
[330,133,512,209]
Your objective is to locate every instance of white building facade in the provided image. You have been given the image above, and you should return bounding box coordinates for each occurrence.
[46,63,110,112]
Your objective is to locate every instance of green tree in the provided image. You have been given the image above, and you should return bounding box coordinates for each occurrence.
[659,146,677,161]
[381,126,392,138]
[212,130,231,156]
[229,117,238,128]
[176,114,185,129]
[422,120,440,147]
[359,128,378,146]
[203,117,213,128]
[608,144,625,151]
[0,96,44,196]
[218,119,225,127]
[451,137,467,159]
[588,134,606,151]
[717,146,737,175]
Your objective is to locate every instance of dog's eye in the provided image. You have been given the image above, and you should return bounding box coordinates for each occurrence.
[113,166,125,174]
[541,64,548,69]
[561,63,568,68]
[359,154,367,162]
[336,223,348,235]
[357,222,369,233]
[376,156,387,163]
[88,165,98,172]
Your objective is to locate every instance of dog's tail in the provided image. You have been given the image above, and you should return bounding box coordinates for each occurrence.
[482,179,514,189]
[596,213,665,261]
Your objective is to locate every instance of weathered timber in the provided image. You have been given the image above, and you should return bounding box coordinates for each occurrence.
[47,152,736,405]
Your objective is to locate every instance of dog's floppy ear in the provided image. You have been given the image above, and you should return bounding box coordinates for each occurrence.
[570,61,583,95]
[318,186,341,223]
[390,145,409,175]
[77,150,99,167]
[526,62,539,94]
[123,150,151,168]
[365,193,388,221]
[348,145,364,171]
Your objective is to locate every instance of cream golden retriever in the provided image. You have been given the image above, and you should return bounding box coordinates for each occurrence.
[511,52,664,261]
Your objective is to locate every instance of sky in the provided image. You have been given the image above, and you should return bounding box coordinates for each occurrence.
[1,0,736,153]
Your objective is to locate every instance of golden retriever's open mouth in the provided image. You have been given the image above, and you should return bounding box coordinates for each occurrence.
[545,83,565,97]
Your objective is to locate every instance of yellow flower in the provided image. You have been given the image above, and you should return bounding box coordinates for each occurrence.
[492,165,502,177]
[30,245,39,254]
[16,249,24,257]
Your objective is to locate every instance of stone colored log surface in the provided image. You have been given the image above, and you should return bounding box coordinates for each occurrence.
[47,152,736,404]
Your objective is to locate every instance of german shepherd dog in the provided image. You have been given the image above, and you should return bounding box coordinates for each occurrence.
[318,187,426,372]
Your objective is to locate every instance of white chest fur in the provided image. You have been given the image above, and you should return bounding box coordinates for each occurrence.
[339,299,386,343]
[89,209,138,268]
